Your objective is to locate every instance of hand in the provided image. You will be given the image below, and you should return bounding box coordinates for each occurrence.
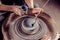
[0,4,25,16]
[27,8,43,17]
[12,6,25,16]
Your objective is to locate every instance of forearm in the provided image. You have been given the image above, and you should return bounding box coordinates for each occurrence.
[0,4,13,11]
[25,0,34,8]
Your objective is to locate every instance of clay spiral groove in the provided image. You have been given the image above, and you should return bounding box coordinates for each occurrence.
[10,15,46,39]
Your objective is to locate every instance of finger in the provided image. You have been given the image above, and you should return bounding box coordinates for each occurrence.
[12,8,21,16]
[32,8,43,17]
[26,8,43,15]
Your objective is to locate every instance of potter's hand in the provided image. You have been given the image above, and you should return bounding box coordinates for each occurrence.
[0,4,25,16]
[27,8,43,17]
[11,6,25,16]
[25,0,43,17]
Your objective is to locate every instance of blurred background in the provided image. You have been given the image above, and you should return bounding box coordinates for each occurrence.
[0,0,60,40]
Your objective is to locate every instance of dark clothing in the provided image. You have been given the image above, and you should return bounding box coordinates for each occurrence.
[1,0,25,5]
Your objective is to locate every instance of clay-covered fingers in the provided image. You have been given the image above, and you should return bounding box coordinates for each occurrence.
[11,5,43,16]
[27,8,43,17]
[32,8,43,17]
[12,6,25,16]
